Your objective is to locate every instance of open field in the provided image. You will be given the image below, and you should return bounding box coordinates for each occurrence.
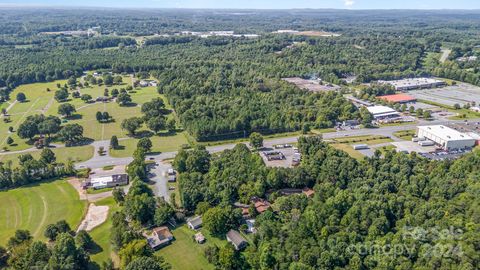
[394,129,416,140]
[89,197,120,266]
[330,135,393,145]
[330,144,365,160]
[0,145,94,166]
[156,225,227,270]
[0,179,87,245]
[110,132,189,158]
[1,77,186,159]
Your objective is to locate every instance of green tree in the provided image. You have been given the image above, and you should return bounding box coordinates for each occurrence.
[6,137,13,145]
[117,92,132,106]
[119,240,152,269]
[110,135,119,149]
[75,230,94,250]
[16,92,26,102]
[47,233,90,269]
[40,148,56,164]
[154,200,174,226]
[57,103,76,118]
[54,89,69,102]
[147,116,166,134]
[249,132,263,149]
[80,94,92,103]
[137,137,153,153]
[58,124,84,145]
[125,257,167,270]
[121,117,143,136]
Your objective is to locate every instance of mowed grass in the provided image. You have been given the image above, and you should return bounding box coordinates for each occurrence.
[110,132,189,158]
[0,179,87,245]
[331,135,393,145]
[0,145,94,167]
[330,144,365,160]
[156,225,227,270]
[394,129,416,141]
[89,197,120,266]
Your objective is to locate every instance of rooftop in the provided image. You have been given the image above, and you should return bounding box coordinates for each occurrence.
[226,230,247,247]
[367,105,397,115]
[418,125,474,141]
[377,93,417,103]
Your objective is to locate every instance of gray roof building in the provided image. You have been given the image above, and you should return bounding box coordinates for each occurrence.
[226,230,247,250]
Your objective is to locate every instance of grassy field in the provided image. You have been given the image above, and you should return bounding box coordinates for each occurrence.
[0,179,87,245]
[89,197,120,266]
[0,145,94,166]
[393,129,416,141]
[156,225,227,270]
[331,135,393,145]
[330,144,365,160]
[1,77,187,160]
[417,99,480,120]
[110,132,189,158]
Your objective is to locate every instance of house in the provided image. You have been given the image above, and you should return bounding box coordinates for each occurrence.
[302,188,315,198]
[194,232,206,244]
[226,230,248,250]
[252,198,270,214]
[233,202,250,218]
[82,174,129,190]
[146,226,174,250]
[187,216,203,230]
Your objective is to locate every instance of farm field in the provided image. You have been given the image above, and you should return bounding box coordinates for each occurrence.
[156,225,227,270]
[0,179,87,245]
[0,145,94,166]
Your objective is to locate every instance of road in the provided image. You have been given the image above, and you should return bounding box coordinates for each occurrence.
[76,118,477,170]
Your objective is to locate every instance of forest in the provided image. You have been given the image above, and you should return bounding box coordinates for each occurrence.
[173,136,480,270]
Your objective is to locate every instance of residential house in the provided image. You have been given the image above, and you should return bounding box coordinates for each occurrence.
[146,226,174,250]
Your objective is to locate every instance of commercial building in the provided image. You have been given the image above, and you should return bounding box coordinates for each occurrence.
[379,78,445,91]
[377,93,417,104]
[366,106,400,120]
[83,174,129,190]
[416,125,476,150]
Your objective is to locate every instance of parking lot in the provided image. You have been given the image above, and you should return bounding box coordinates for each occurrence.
[419,149,472,160]
[409,83,480,107]
[260,144,300,168]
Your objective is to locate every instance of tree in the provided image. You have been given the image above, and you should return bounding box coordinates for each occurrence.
[147,116,166,134]
[121,117,143,136]
[249,132,264,149]
[40,148,56,164]
[423,110,432,119]
[102,112,110,122]
[54,89,69,102]
[38,117,61,136]
[104,74,114,85]
[141,98,166,118]
[17,120,38,140]
[416,108,424,117]
[75,230,94,250]
[453,103,461,110]
[47,233,89,269]
[6,137,13,145]
[119,240,152,269]
[44,224,59,241]
[112,188,125,204]
[58,103,76,118]
[80,94,92,103]
[72,91,80,98]
[114,76,123,85]
[166,118,176,132]
[96,111,103,122]
[124,193,156,224]
[137,137,152,152]
[154,200,174,226]
[110,135,119,149]
[16,92,26,102]
[203,207,232,235]
[58,124,84,145]
[125,257,166,270]
[111,88,119,97]
[360,106,373,127]
[117,92,132,106]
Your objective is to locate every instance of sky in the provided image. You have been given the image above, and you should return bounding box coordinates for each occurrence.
[2,0,480,10]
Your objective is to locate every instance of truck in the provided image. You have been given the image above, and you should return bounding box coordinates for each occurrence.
[353,144,369,150]
[418,140,435,146]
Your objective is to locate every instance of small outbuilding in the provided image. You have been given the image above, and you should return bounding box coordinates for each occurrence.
[187,216,203,230]
[226,230,248,250]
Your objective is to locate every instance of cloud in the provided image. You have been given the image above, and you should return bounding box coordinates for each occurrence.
[344,0,355,7]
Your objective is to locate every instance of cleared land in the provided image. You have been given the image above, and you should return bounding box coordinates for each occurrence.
[0,145,94,166]
[0,179,87,245]
[156,225,227,270]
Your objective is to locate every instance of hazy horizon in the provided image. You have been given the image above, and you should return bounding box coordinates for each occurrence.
[1,0,480,10]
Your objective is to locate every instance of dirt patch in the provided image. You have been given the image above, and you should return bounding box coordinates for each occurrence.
[68,178,87,200]
[77,203,109,232]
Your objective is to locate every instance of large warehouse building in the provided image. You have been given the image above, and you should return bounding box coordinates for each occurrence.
[379,78,445,91]
[416,125,476,150]
[367,105,400,119]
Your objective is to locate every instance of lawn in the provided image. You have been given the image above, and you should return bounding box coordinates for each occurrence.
[0,179,87,245]
[89,197,120,266]
[156,225,227,270]
[0,145,94,167]
[393,129,416,141]
[331,135,393,145]
[110,132,189,158]
[330,143,365,160]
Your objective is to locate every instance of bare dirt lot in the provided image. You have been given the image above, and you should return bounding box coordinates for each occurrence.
[283,77,341,92]
[77,203,109,232]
